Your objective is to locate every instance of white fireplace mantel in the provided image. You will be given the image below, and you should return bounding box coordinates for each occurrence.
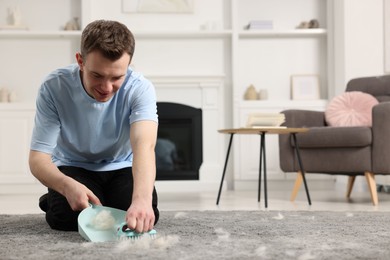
[149,74,225,192]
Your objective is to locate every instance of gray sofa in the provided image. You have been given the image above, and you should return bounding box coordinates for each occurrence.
[279,75,390,205]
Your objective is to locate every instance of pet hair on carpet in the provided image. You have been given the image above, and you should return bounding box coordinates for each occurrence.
[1,211,390,260]
[115,234,180,252]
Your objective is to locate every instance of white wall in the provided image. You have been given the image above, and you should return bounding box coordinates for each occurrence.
[331,0,386,188]
[1,0,389,191]
[332,0,384,96]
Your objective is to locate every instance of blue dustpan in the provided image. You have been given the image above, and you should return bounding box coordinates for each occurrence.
[78,204,127,242]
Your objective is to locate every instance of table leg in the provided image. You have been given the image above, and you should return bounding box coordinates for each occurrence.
[258,134,262,203]
[291,133,312,205]
[261,132,268,208]
[216,133,234,205]
[258,132,268,208]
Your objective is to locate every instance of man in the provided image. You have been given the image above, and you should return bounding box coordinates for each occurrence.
[29,20,159,233]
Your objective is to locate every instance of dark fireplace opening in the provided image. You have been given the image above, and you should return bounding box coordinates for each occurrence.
[155,102,203,180]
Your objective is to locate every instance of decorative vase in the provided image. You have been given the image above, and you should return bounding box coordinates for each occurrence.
[8,6,22,26]
[244,84,258,100]
[258,89,268,100]
[0,88,9,102]
[64,17,80,31]
[8,91,17,102]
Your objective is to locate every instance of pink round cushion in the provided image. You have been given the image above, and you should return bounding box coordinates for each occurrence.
[325,91,379,127]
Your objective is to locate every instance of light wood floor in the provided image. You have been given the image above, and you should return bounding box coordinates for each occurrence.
[1,184,390,214]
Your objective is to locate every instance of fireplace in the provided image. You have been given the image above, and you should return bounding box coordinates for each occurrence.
[155,102,203,180]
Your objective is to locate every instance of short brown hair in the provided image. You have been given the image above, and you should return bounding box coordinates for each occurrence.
[80,20,135,61]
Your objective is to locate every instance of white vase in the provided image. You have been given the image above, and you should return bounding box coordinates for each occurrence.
[258,89,268,100]
[0,88,9,102]
[8,91,17,102]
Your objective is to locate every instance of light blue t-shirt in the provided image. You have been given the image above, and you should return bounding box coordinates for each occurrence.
[30,64,158,171]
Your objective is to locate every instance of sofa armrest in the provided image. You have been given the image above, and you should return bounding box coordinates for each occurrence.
[372,102,390,173]
[281,109,327,128]
[279,109,326,172]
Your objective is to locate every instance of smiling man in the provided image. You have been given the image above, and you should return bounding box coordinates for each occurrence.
[29,20,159,233]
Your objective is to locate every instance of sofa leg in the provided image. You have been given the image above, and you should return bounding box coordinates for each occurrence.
[365,172,378,206]
[290,171,303,202]
[346,176,356,199]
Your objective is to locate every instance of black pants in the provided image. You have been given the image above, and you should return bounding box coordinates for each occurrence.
[45,166,159,231]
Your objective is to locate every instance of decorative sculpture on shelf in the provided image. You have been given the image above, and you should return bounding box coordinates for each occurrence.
[7,6,22,26]
[244,84,258,100]
[0,88,9,103]
[308,19,320,28]
[64,17,80,31]
[0,88,17,103]
[296,19,320,29]
[1,6,28,29]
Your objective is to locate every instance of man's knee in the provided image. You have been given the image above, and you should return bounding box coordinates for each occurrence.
[152,187,159,225]
[44,189,79,231]
[46,210,79,231]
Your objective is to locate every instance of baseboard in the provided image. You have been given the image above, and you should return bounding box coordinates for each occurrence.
[0,179,338,195]
[0,181,221,195]
[155,180,220,193]
[234,179,336,191]
[0,183,47,195]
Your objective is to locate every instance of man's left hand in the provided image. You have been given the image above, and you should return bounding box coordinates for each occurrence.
[125,198,155,233]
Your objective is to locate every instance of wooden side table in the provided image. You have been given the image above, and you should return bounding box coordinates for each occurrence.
[216,127,311,208]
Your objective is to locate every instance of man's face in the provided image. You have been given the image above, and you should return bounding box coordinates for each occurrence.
[76,51,130,102]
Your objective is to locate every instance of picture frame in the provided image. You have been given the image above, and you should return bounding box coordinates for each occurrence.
[385,0,390,72]
[122,0,194,14]
[291,74,320,100]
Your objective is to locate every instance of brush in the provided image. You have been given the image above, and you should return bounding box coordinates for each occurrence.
[117,222,157,241]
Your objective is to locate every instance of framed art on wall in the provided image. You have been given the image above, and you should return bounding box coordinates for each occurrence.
[385,0,390,73]
[122,0,194,13]
[291,74,320,100]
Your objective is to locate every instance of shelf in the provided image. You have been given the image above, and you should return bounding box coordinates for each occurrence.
[147,74,225,89]
[238,99,328,109]
[0,103,35,111]
[146,74,226,79]
[238,28,327,39]
[133,30,233,39]
[0,30,233,39]
[0,30,81,38]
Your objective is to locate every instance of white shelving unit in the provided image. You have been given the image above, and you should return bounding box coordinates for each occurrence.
[0,0,84,193]
[230,0,331,182]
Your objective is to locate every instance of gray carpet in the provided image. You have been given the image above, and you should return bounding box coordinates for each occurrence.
[1,210,389,260]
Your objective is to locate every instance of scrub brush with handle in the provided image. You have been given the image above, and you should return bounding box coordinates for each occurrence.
[117,222,157,241]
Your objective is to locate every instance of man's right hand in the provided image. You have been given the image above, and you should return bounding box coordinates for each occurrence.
[29,150,101,211]
[62,177,101,211]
